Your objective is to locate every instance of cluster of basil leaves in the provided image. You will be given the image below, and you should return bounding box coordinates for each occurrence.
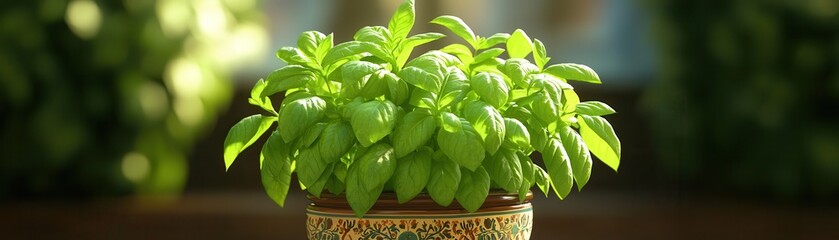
[223,0,620,217]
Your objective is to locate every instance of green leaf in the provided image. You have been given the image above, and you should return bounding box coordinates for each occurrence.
[471,72,509,109]
[346,158,385,217]
[483,148,523,193]
[298,31,327,60]
[276,47,315,67]
[388,0,415,40]
[542,135,574,199]
[427,154,462,206]
[480,33,510,49]
[340,61,383,99]
[506,29,533,59]
[534,165,550,197]
[440,44,474,64]
[317,121,356,163]
[438,90,462,109]
[559,126,592,190]
[430,15,477,48]
[392,110,437,158]
[464,101,506,154]
[408,88,437,109]
[278,96,326,143]
[543,63,601,84]
[223,115,276,171]
[262,65,314,97]
[532,39,550,70]
[361,70,390,99]
[578,115,621,171]
[296,122,327,149]
[437,119,485,171]
[399,56,445,93]
[356,143,397,192]
[456,166,490,212]
[575,101,617,116]
[472,48,505,66]
[325,174,345,195]
[350,100,398,147]
[260,131,292,207]
[439,111,462,133]
[396,32,446,68]
[315,33,334,63]
[296,147,327,188]
[323,41,392,68]
[384,73,410,105]
[503,118,531,150]
[393,150,433,203]
[354,26,390,46]
[307,162,334,198]
[500,59,540,88]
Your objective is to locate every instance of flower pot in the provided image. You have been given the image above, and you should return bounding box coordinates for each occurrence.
[306,191,533,240]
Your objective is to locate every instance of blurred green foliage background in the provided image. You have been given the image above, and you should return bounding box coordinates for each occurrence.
[0,0,267,198]
[644,0,839,200]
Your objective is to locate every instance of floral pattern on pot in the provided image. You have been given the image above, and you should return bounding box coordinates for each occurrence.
[306,206,533,240]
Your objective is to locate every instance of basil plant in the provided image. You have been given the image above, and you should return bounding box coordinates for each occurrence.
[224,0,621,217]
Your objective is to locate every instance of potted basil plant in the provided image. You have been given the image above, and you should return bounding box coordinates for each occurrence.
[223,0,621,239]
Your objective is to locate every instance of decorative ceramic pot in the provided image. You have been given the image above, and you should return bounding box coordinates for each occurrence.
[306,191,533,240]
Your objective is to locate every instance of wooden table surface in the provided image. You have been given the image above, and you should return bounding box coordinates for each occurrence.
[2,190,837,240]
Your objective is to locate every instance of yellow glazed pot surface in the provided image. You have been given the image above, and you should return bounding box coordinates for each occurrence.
[306,191,533,240]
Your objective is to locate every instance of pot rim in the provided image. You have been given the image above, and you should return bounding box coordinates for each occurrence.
[308,190,533,214]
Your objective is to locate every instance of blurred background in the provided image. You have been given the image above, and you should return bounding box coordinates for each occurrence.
[0,0,837,239]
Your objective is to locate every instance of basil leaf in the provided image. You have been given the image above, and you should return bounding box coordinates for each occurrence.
[346,158,385,217]
[392,110,437,158]
[427,154,462,206]
[543,63,601,84]
[480,33,510,50]
[396,32,446,68]
[355,143,396,192]
[559,126,592,190]
[575,101,617,116]
[472,48,505,66]
[542,135,574,199]
[351,100,398,147]
[430,15,477,48]
[278,96,326,143]
[296,147,327,189]
[317,121,356,163]
[506,29,533,59]
[340,61,383,99]
[393,150,432,203]
[315,33,333,63]
[439,111,462,133]
[323,41,391,68]
[384,72,410,105]
[354,26,390,46]
[223,114,276,170]
[361,70,390,99]
[503,118,531,150]
[532,39,550,70]
[578,115,621,171]
[297,31,327,60]
[260,131,292,207]
[440,43,474,64]
[456,166,490,212]
[500,58,540,88]
[387,0,415,40]
[399,55,445,92]
[262,65,314,97]
[296,122,327,149]
[437,119,485,171]
[534,165,550,197]
[483,148,523,193]
[276,47,315,67]
[464,101,506,154]
[307,162,334,198]
[325,174,345,195]
[471,72,509,109]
